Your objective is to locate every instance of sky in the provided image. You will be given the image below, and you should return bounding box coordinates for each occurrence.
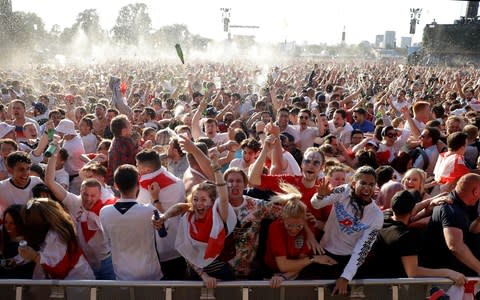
[12,0,470,45]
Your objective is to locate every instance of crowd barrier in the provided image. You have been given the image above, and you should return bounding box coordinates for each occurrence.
[0,278,478,300]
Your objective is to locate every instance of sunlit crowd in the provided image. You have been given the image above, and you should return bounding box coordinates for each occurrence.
[0,60,479,295]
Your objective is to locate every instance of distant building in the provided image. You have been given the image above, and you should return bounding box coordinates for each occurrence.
[384,31,396,49]
[400,36,412,48]
[375,35,384,48]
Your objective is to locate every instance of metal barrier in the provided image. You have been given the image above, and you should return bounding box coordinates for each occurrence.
[0,278,477,300]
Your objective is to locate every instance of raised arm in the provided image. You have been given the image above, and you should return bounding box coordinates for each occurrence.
[248,135,274,186]
[311,181,349,209]
[211,155,229,222]
[401,106,420,138]
[191,100,208,140]
[178,134,214,180]
[45,148,68,202]
[267,122,286,175]
[32,120,55,159]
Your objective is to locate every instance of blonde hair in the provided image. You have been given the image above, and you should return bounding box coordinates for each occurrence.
[186,181,217,211]
[270,183,306,219]
[325,165,347,177]
[402,168,427,194]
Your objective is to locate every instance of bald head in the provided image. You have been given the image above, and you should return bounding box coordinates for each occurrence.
[455,173,480,205]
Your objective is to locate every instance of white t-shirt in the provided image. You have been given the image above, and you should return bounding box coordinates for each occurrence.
[277,151,302,176]
[295,126,320,152]
[229,158,250,175]
[55,168,69,190]
[328,121,354,146]
[403,118,426,134]
[0,176,43,216]
[100,199,163,280]
[282,125,300,144]
[81,133,98,154]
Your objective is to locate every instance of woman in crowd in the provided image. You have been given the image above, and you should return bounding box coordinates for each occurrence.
[401,168,430,200]
[154,157,237,288]
[265,183,337,288]
[0,205,34,278]
[18,198,94,280]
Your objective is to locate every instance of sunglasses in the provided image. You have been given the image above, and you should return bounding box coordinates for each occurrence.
[385,133,396,138]
[302,159,322,166]
[299,116,309,120]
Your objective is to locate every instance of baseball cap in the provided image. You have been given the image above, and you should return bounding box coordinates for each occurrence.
[32,102,47,115]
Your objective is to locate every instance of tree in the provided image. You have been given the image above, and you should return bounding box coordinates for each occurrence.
[72,9,104,43]
[112,3,152,45]
[7,11,47,48]
[153,24,189,49]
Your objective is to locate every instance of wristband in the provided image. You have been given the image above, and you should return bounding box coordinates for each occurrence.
[257,131,265,135]
[153,199,160,205]
[216,182,227,187]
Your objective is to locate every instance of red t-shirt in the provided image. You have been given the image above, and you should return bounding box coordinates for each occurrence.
[260,175,331,222]
[264,219,312,272]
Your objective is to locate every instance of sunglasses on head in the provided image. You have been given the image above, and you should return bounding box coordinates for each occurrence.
[302,159,322,166]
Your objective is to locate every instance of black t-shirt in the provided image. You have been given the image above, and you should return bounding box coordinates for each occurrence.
[362,214,418,278]
[420,191,478,275]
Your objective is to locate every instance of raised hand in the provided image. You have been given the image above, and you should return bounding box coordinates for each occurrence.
[317,178,332,197]
[265,120,281,137]
[148,182,161,199]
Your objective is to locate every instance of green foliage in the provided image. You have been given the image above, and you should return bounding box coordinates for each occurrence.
[73,9,105,42]
[5,11,47,47]
[112,3,152,45]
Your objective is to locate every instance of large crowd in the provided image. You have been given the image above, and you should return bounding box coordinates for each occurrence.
[1,60,480,296]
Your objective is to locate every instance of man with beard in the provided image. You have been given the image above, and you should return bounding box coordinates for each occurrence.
[310,166,383,296]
